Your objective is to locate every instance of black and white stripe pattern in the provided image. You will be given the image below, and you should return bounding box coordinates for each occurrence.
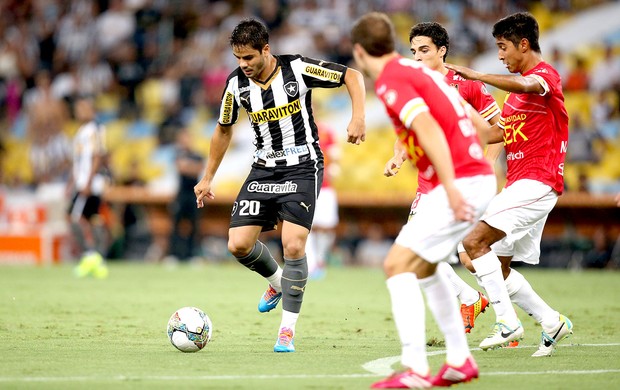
[218,55,347,167]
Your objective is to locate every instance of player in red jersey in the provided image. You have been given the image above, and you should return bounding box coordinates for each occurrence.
[446,12,573,356]
[351,12,497,388]
[407,21,502,335]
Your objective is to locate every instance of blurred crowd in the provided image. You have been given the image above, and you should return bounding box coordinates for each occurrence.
[0,0,618,267]
[0,0,615,185]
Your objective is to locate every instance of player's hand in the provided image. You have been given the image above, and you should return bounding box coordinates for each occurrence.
[384,156,404,177]
[444,63,481,81]
[615,192,620,207]
[194,179,215,208]
[445,185,475,222]
[346,117,366,145]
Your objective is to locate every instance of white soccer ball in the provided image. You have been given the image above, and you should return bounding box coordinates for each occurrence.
[167,306,212,352]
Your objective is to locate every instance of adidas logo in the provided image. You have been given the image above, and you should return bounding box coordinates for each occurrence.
[400,374,431,388]
[441,367,467,382]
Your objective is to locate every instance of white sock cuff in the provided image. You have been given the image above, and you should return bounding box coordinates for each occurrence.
[457,242,465,253]
[504,268,526,296]
[386,272,418,290]
[471,251,501,277]
[418,272,439,289]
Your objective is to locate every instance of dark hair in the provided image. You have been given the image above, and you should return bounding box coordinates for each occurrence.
[351,12,395,57]
[409,22,450,61]
[492,12,541,53]
[229,18,269,51]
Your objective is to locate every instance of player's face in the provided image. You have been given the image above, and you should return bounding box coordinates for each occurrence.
[232,44,268,80]
[74,99,94,121]
[495,37,523,74]
[410,36,444,71]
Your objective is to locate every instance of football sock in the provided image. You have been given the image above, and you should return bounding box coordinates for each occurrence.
[70,221,88,254]
[420,271,470,367]
[235,241,280,279]
[505,268,559,329]
[386,272,429,375]
[279,310,300,334]
[305,232,319,274]
[437,262,480,306]
[471,251,519,326]
[315,230,336,267]
[281,256,308,313]
[266,268,283,292]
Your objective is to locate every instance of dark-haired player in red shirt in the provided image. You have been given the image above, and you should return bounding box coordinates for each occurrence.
[446,12,573,356]
[406,21,502,335]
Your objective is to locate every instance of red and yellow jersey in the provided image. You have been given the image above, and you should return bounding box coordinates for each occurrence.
[499,61,569,194]
[376,57,492,192]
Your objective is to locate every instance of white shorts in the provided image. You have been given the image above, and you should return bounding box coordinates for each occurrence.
[395,175,496,264]
[312,187,339,229]
[482,179,557,264]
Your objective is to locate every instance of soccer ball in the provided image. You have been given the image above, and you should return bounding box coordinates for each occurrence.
[167,306,212,352]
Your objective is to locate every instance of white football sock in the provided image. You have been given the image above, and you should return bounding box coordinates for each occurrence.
[306,232,319,274]
[471,251,519,326]
[279,310,299,334]
[420,271,470,367]
[386,272,429,375]
[437,262,480,306]
[315,230,336,267]
[267,268,283,292]
[505,268,559,329]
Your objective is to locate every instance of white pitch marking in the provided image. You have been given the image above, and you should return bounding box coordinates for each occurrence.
[1,344,619,383]
[361,343,620,376]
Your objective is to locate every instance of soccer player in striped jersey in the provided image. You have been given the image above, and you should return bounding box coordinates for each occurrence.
[351,12,497,388]
[408,22,502,335]
[446,12,573,356]
[67,96,109,279]
[194,18,366,353]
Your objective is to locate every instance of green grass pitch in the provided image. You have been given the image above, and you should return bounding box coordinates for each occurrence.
[1,262,619,389]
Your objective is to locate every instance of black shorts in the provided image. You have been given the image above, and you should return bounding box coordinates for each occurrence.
[230,159,324,231]
[68,193,101,222]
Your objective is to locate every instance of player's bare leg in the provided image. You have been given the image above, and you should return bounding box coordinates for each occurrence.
[463,222,523,350]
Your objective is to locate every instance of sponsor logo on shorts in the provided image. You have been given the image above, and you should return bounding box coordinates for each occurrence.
[231,201,238,216]
[247,181,298,194]
[249,100,301,124]
[300,202,311,212]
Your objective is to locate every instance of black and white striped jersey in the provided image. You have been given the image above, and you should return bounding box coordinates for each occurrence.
[217,54,347,167]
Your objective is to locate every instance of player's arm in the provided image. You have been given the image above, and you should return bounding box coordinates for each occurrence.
[343,68,366,145]
[467,107,504,162]
[482,115,503,164]
[410,112,473,221]
[194,123,233,207]
[384,139,407,177]
[445,63,544,94]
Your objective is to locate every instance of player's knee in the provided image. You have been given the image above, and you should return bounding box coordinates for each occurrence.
[383,256,401,277]
[228,238,254,258]
[462,235,484,257]
[282,239,305,259]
